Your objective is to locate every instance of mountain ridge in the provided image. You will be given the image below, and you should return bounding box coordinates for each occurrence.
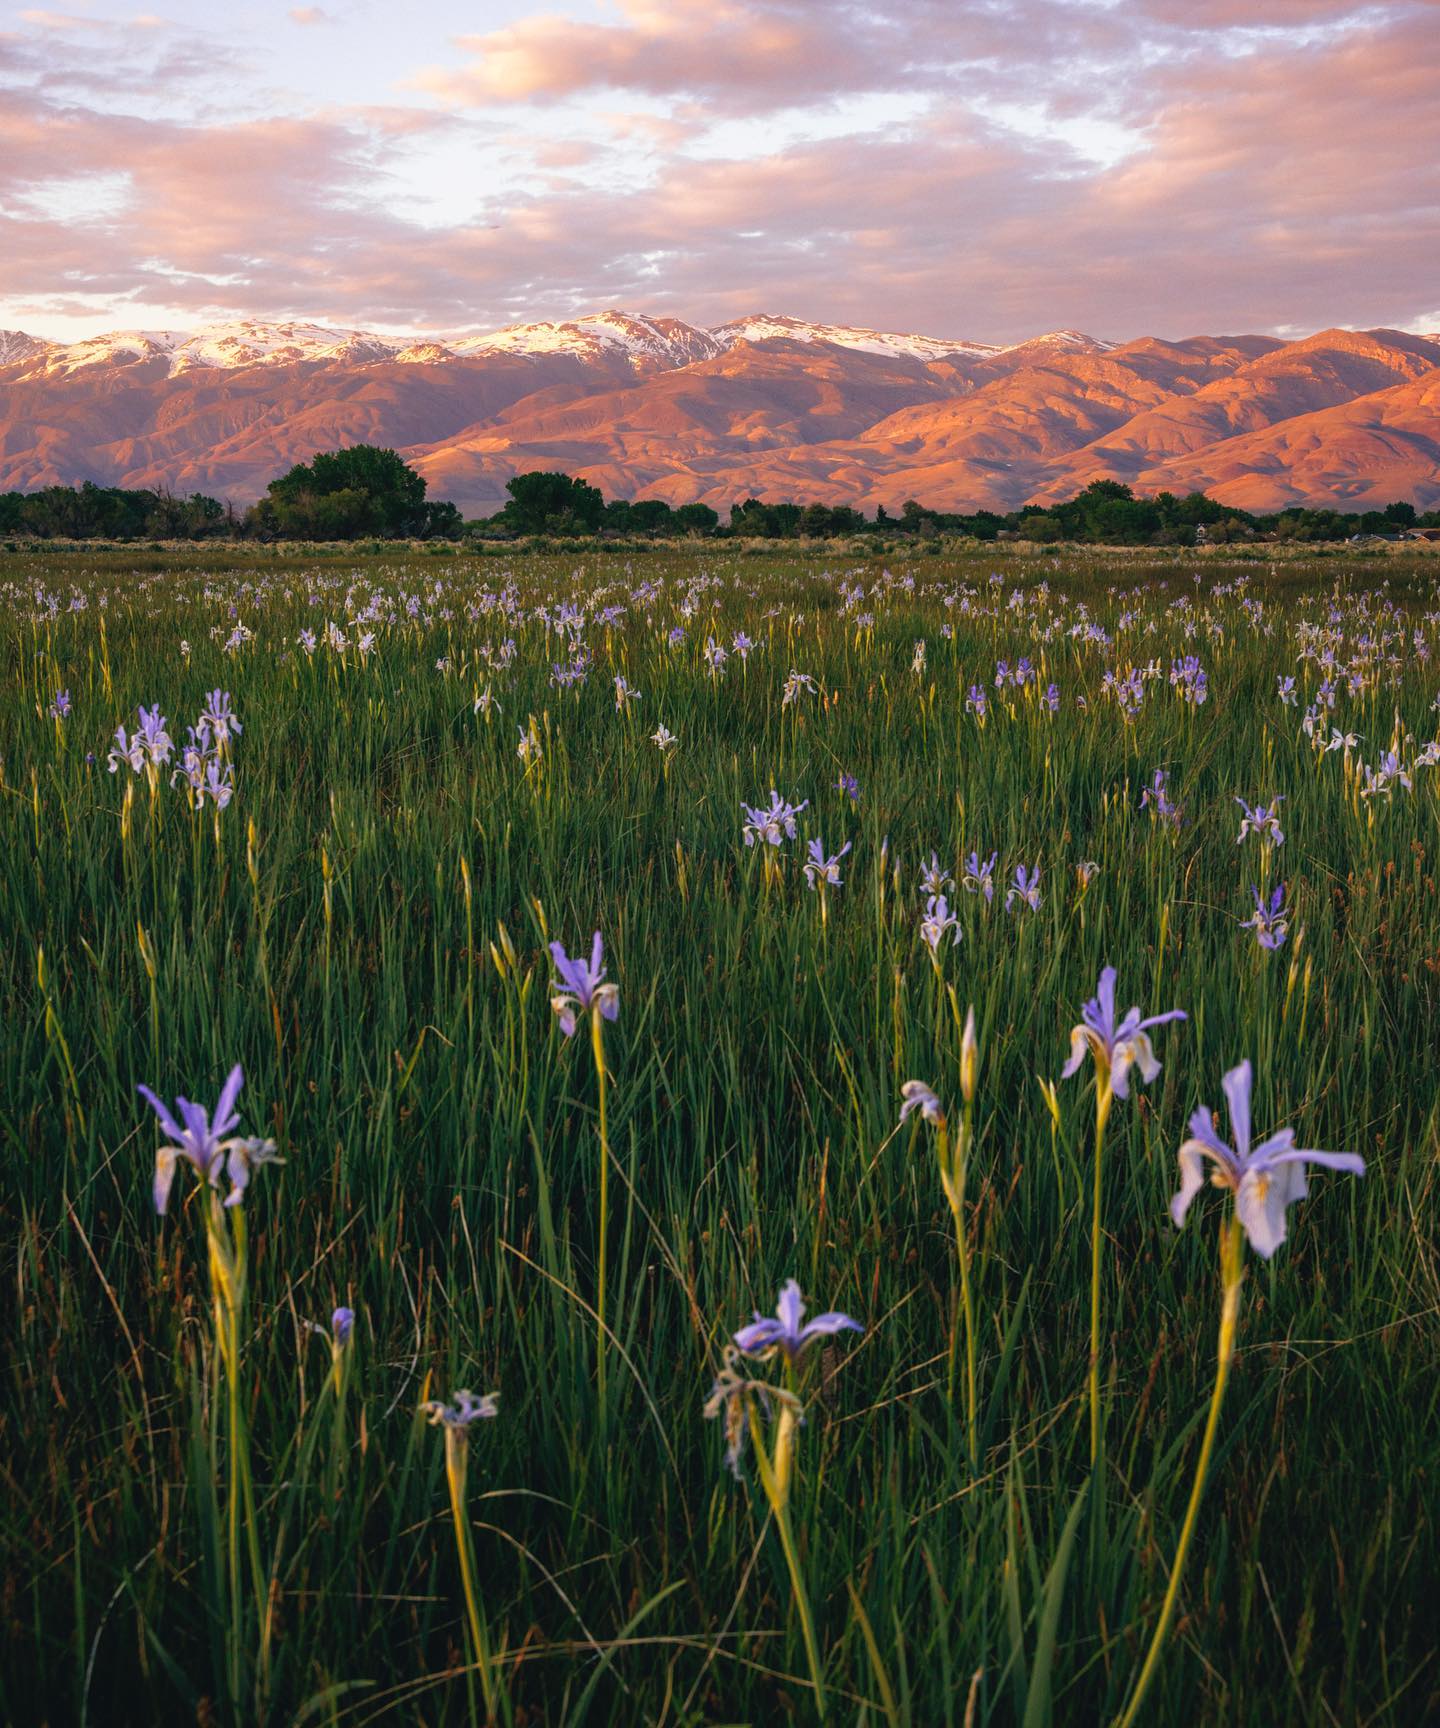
[2,311,1437,515]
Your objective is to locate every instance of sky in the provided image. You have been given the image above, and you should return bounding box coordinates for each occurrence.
[1,0,1437,345]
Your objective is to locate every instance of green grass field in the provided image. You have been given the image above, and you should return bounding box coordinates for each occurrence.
[2,545,1436,1727]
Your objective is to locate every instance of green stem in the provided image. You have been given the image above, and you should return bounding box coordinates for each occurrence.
[1114,1215,1244,1728]
[445,1430,499,1722]
[940,1115,978,1467]
[748,1403,825,1718]
[591,1004,609,1412]
[1089,1081,1114,1467]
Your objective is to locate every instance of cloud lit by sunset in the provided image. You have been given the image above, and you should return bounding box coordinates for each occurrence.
[2,0,1436,343]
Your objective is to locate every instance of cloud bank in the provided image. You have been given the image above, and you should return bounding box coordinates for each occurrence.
[1,0,1437,341]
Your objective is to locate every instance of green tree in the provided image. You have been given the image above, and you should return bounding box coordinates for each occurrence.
[262,445,432,538]
[500,471,604,535]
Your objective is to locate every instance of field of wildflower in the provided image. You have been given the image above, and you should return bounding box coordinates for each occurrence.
[2,542,1437,1727]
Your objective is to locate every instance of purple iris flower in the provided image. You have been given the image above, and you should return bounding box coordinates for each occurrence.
[1235,796,1285,847]
[835,772,860,802]
[332,1307,355,1346]
[1061,965,1186,1099]
[899,1080,945,1126]
[422,1389,500,1428]
[919,851,953,897]
[962,850,997,903]
[1005,864,1042,913]
[138,1064,279,1214]
[732,1278,862,1364]
[920,895,960,953]
[549,931,620,1036]
[1241,882,1289,949]
[1171,1060,1365,1259]
[200,689,241,746]
[803,837,851,889]
[741,791,808,847]
[49,689,71,720]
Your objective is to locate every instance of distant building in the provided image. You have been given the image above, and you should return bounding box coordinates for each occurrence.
[1403,526,1440,541]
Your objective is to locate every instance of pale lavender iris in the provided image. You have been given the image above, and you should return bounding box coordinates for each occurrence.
[899,1080,945,1126]
[138,1064,279,1214]
[1171,1060,1365,1259]
[1235,796,1285,847]
[803,837,851,889]
[422,1389,500,1428]
[732,1278,862,1364]
[1005,864,1042,913]
[741,791,808,847]
[961,850,996,903]
[549,931,620,1036]
[1061,964,1186,1099]
[1241,882,1289,949]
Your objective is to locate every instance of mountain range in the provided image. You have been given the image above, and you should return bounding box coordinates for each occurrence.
[2,310,1438,517]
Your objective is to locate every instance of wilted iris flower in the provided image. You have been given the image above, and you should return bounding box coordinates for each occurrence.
[1005,864,1042,913]
[703,1346,803,1479]
[516,719,542,765]
[1235,796,1285,847]
[1171,1059,1364,1258]
[549,931,620,1036]
[613,674,642,709]
[803,837,851,889]
[1061,964,1186,1099]
[1241,882,1289,949]
[138,1064,280,1214]
[732,1278,862,1365]
[781,668,818,707]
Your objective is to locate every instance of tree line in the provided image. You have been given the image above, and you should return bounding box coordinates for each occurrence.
[2,449,1435,545]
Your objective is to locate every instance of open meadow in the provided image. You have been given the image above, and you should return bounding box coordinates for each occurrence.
[1,542,1437,1727]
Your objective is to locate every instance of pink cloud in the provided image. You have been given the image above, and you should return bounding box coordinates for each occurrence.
[1,0,1437,344]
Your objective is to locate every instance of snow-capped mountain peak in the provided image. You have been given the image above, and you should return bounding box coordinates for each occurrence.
[5,310,1119,380]
[448,310,722,367]
[710,312,1000,361]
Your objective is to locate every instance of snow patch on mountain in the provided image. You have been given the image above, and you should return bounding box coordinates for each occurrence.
[0,330,49,367]
[711,313,1000,361]
[449,311,723,367]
